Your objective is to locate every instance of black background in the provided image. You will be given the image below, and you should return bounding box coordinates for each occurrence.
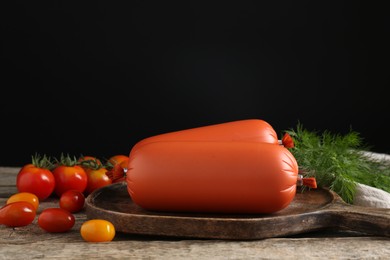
[1,1,389,167]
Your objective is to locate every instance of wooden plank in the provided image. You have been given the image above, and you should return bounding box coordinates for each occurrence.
[1,166,390,259]
[0,186,18,198]
[0,167,19,197]
[0,235,390,259]
[0,167,20,185]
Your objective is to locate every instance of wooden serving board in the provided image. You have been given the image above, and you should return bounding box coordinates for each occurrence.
[85,182,390,240]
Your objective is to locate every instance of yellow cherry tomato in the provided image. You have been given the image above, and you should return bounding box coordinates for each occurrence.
[80,219,115,242]
[7,192,39,210]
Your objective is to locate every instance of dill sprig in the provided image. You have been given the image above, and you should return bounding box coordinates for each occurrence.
[285,123,390,204]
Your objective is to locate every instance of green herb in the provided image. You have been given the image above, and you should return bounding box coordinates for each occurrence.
[284,123,390,204]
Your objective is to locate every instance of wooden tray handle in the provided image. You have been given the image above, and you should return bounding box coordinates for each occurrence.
[329,204,390,236]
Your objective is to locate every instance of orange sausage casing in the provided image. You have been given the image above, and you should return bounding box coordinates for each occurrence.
[127,141,298,214]
[130,119,279,156]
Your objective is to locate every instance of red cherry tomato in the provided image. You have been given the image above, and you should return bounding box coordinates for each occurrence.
[108,155,129,166]
[78,156,102,172]
[52,165,88,197]
[0,201,36,227]
[105,157,129,183]
[20,163,34,171]
[7,192,40,210]
[78,155,102,164]
[80,219,116,242]
[38,208,75,233]
[16,164,55,200]
[85,167,112,195]
[59,190,85,213]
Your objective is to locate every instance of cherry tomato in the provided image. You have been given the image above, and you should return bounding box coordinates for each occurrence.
[7,192,39,210]
[85,167,112,195]
[78,156,102,173]
[52,165,88,197]
[108,155,129,166]
[0,201,36,227]
[16,166,55,200]
[16,154,55,200]
[38,208,75,233]
[78,155,102,166]
[80,219,115,242]
[16,164,55,200]
[105,156,129,183]
[20,163,34,171]
[59,190,85,213]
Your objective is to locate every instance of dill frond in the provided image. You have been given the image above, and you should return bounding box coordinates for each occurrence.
[285,122,390,204]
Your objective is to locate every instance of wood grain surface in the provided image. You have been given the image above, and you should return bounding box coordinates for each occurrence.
[85,182,390,240]
[1,166,390,259]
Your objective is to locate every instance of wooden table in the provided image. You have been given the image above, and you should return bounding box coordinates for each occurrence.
[1,166,390,259]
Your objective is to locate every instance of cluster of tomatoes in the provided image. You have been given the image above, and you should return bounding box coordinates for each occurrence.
[0,153,129,242]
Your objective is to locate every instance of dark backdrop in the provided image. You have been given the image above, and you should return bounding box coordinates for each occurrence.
[1,1,389,166]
